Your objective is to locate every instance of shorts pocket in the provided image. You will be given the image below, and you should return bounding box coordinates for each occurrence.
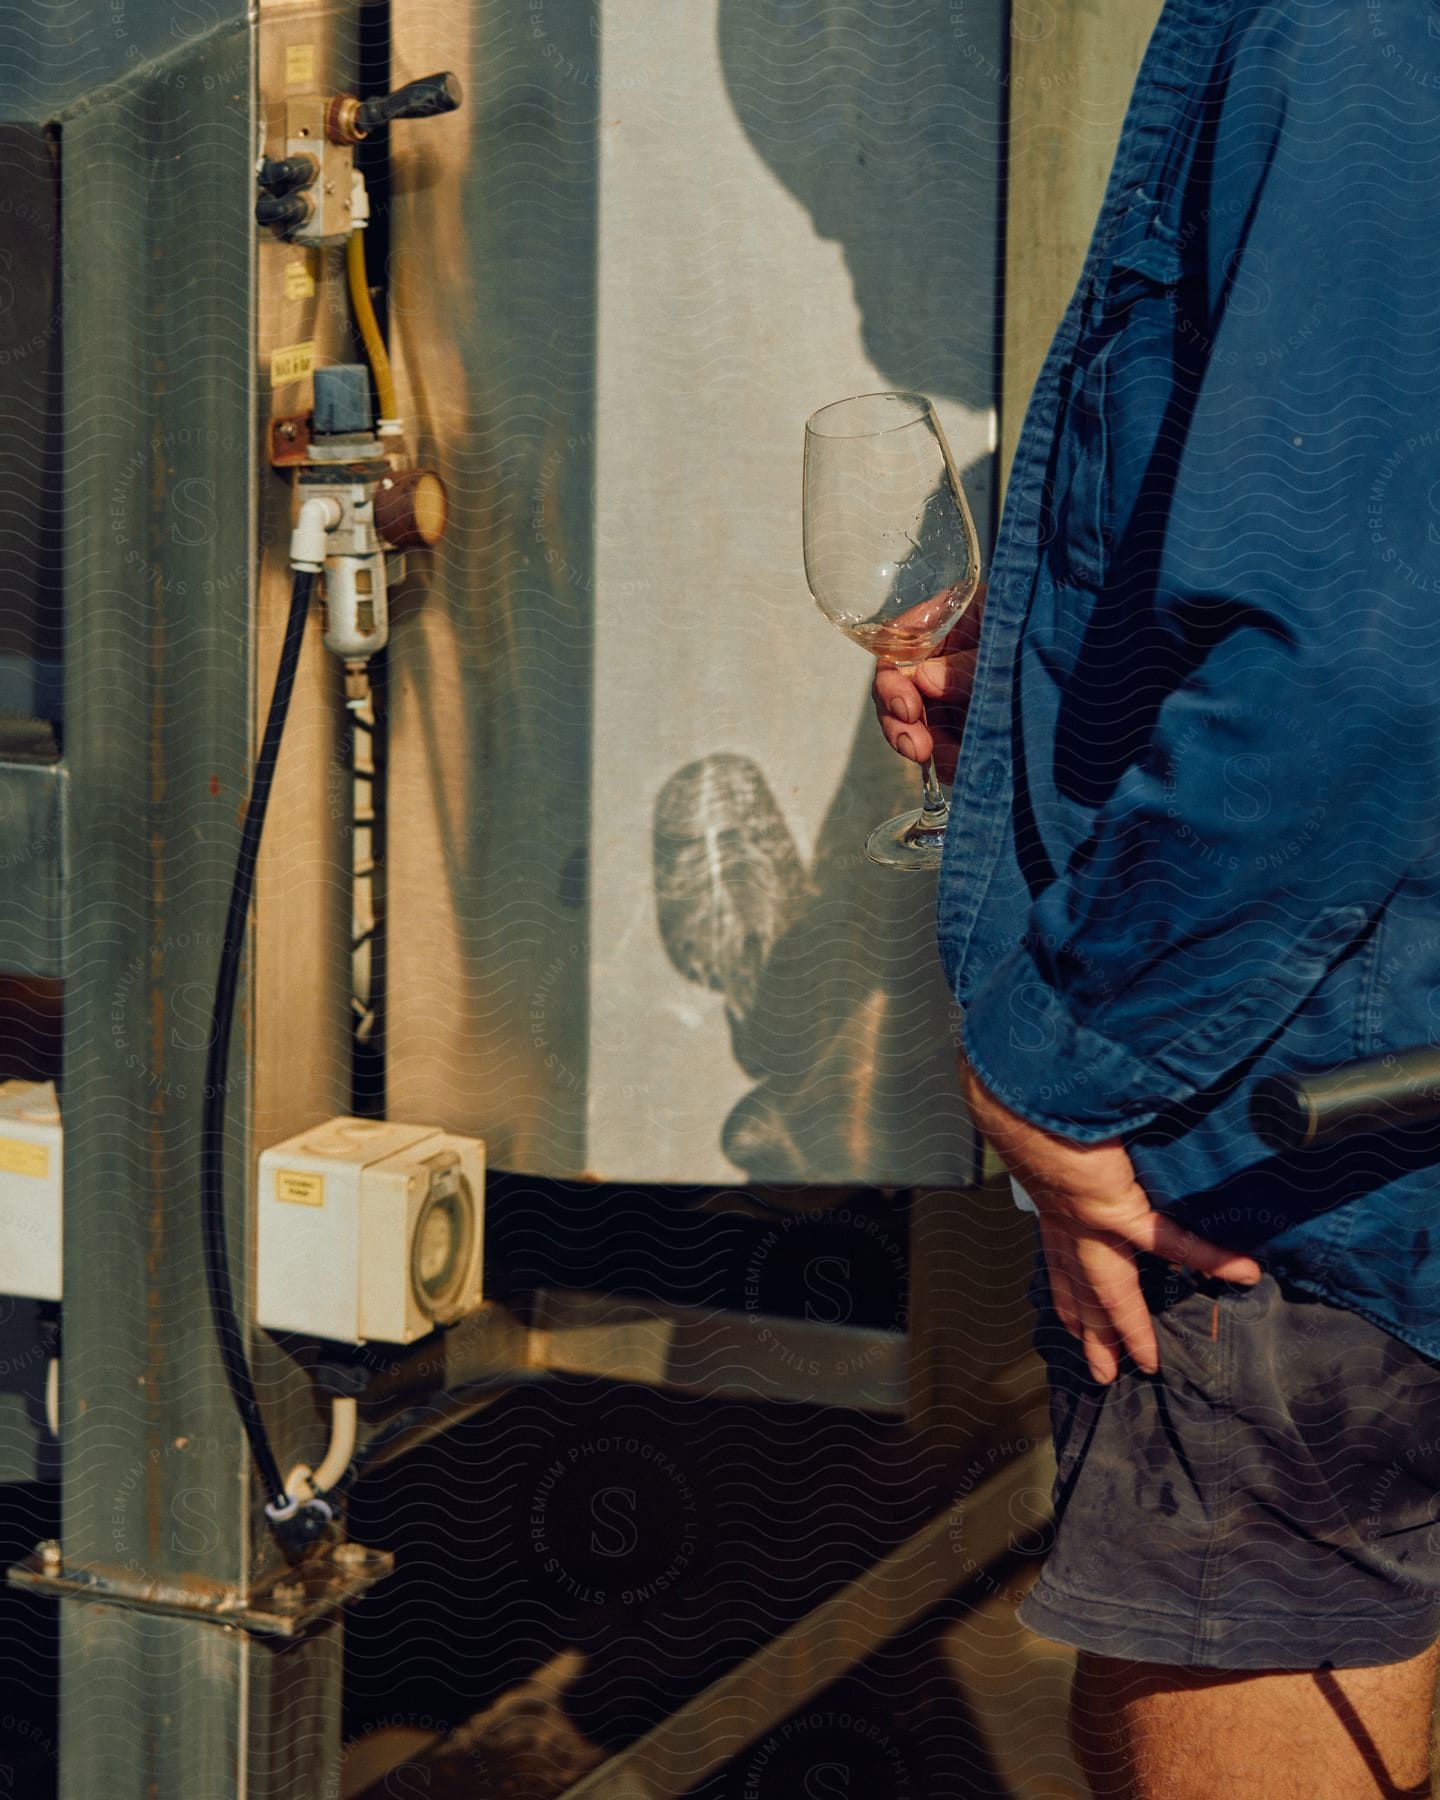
[1028,1289,1104,1486]
[1046,1358,1104,1490]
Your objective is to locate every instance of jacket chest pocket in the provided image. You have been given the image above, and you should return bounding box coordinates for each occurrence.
[1045,206,1196,598]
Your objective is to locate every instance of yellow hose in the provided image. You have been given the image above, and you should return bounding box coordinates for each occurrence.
[346,228,398,423]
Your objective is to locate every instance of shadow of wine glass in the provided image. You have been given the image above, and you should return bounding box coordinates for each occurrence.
[653,751,974,1186]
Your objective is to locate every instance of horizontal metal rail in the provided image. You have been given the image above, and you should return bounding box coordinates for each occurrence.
[346,1292,911,1481]
[530,1288,908,1414]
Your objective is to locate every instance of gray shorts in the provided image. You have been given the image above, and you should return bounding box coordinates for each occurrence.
[1016,1246,1440,1670]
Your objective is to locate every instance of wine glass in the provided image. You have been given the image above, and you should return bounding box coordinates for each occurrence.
[803,392,982,870]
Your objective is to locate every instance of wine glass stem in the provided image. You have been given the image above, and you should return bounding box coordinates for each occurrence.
[916,698,948,824]
[918,753,947,823]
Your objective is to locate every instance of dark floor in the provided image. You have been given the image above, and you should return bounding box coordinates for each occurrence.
[0,1166,1045,1796]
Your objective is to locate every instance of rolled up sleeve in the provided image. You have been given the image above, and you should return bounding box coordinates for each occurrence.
[960,2,1440,1142]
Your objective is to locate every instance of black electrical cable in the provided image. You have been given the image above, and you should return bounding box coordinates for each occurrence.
[201,568,333,1546]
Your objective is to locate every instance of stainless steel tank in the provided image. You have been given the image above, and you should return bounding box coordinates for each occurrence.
[384,0,1005,1184]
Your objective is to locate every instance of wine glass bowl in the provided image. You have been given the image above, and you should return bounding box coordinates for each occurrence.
[803,392,982,869]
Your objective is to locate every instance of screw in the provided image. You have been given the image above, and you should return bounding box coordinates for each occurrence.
[37,1539,61,1573]
[278,421,299,442]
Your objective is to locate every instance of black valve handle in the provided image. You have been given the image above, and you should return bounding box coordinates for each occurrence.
[255,190,313,233]
[257,153,319,195]
[356,71,462,135]
[1248,1046,1440,1152]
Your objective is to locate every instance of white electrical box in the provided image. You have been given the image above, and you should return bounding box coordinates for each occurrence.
[0,1080,62,1301]
[257,1116,485,1344]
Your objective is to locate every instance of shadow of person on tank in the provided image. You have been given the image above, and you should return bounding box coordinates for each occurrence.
[645,0,1005,1188]
[717,0,1003,419]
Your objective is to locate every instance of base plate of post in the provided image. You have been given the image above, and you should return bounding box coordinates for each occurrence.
[7,1536,395,1638]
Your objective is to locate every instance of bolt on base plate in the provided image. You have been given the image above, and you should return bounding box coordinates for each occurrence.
[7,1536,394,1637]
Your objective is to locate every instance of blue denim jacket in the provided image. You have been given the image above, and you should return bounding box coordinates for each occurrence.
[937,0,1440,1360]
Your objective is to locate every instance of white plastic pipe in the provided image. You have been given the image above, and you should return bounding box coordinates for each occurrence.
[284,1395,359,1502]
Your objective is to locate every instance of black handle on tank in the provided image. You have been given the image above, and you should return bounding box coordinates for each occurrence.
[1248,1046,1440,1152]
[356,71,463,135]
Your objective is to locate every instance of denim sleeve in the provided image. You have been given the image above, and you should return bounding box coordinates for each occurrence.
[960,3,1440,1142]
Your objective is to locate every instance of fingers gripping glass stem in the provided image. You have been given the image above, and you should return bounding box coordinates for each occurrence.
[802,391,980,872]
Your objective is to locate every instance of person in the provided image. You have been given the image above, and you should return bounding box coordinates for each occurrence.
[874,3,1440,1795]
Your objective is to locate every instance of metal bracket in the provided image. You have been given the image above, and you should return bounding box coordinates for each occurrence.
[7,1536,394,1639]
[269,413,312,466]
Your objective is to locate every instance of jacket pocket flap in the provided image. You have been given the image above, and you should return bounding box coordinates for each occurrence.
[1105,200,1187,289]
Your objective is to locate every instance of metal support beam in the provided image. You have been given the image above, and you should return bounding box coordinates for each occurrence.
[51,9,359,1794]
[557,1437,1055,1799]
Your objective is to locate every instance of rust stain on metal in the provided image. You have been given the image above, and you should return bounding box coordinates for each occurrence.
[175,1569,225,1597]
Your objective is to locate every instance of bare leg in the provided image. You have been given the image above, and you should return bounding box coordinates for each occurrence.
[1070,1643,1440,1800]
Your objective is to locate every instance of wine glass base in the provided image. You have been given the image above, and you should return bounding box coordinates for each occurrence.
[864,808,949,871]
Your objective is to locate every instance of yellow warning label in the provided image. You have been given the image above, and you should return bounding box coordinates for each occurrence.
[270,339,315,388]
[0,1137,49,1180]
[275,1170,325,1207]
[284,261,316,302]
[285,43,316,87]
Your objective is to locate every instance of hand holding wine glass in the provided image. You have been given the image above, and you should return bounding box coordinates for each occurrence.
[803,391,983,869]
[871,585,986,784]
